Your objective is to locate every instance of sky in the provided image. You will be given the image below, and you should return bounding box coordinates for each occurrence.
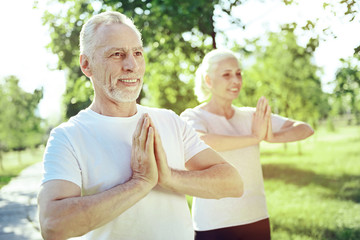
[0,0,359,121]
[0,0,66,123]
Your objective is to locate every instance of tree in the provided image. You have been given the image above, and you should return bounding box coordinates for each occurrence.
[37,0,301,117]
[332,56,360,124]
[236,27,329,127]
[0,76,44,165]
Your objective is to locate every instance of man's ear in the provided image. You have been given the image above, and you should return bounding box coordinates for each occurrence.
[205,75,212,88]
[80,54,92,77]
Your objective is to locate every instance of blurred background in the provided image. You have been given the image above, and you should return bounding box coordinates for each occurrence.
[0,0,359,239]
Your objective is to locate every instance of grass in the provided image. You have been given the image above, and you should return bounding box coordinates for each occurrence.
[262,125,360,240]
[187,124,360,240]
[0,147,44,189]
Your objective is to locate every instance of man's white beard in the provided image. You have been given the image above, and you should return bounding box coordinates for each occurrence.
[107,84,142,103]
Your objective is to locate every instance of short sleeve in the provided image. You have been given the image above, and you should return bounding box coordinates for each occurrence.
[271,113,288,132]
[42,126,82,187]
[180,108,208,133]
[173,111,209,162]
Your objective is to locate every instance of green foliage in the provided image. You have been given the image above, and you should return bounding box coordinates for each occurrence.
[332,56,360,124]
[38,0,225,117]
[0,76,44,152]
[39,0,303,117]
[0,148,43,189]
[40,0,94,118]
[236,29,329,126]
[38,0,357,120]
[144,47,201,114]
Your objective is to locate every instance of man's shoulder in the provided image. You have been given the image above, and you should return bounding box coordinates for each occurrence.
[50,109,90,134]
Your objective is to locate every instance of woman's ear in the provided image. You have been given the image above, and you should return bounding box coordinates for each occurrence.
[80,54,92,77]
[205,75,212,88]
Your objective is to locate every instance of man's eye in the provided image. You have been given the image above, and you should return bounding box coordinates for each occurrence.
[223,74,230,77]
[112,52,124,57]
[135,51,143,56]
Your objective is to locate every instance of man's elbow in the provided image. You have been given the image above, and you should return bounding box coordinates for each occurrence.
[222,166,244,198]
[40,216,81,240]
[40,218,66,240]
[231,174,244,198]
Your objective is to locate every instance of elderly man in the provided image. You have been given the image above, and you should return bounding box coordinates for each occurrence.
[37,11,243,240]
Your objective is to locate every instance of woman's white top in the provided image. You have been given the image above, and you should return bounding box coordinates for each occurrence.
[181,106,287,231]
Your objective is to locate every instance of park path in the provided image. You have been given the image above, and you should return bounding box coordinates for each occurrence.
[0,162,42,240]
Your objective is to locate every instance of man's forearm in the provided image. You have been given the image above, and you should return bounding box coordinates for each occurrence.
[39,179,153,240]
[160,163,243,199]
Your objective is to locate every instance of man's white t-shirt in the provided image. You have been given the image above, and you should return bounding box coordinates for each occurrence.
[181,106,287,231]
[42,105,209,240]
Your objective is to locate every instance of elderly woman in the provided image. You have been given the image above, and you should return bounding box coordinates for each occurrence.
[181,49,314,240]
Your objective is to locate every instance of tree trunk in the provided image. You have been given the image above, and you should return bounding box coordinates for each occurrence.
[297,141,302,155]
[17,150,22,165]
[0,153,3,171]
[211,31,217,49]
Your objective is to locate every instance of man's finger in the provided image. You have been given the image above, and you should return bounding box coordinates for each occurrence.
[139,115,150,149]
[133,114,146,140]
[145,126,154,155]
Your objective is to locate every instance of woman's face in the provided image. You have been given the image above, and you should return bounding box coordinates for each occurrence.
[207,57,242,101]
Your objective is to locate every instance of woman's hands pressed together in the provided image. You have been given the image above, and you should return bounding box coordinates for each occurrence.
[252,96,271,142]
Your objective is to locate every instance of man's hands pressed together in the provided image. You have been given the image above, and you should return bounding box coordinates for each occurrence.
[131,113,158,188]
[131,113,174,191]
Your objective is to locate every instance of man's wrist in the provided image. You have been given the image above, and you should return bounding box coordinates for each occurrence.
[129,177,157,191]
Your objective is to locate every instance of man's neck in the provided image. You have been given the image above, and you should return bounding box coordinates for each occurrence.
[90,97,138,117]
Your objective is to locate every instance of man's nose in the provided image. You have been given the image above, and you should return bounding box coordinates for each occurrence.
[122,54,139,72]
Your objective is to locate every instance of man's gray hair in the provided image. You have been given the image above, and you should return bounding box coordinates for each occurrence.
[194,49,238,102]
[79,11,142,58]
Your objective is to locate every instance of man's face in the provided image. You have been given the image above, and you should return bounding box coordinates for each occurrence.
[90,23,145,103]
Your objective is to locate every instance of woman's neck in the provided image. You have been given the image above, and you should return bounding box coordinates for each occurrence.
[201,98,234,119]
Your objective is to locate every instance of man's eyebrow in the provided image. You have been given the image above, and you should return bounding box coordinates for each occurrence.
[103,47,125,53]
[104,46,143,52]
[133,46,144,51]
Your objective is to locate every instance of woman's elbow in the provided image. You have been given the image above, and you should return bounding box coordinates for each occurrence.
[303,124,315,139]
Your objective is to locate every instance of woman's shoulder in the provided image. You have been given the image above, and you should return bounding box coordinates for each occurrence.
[180,105,204,118]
